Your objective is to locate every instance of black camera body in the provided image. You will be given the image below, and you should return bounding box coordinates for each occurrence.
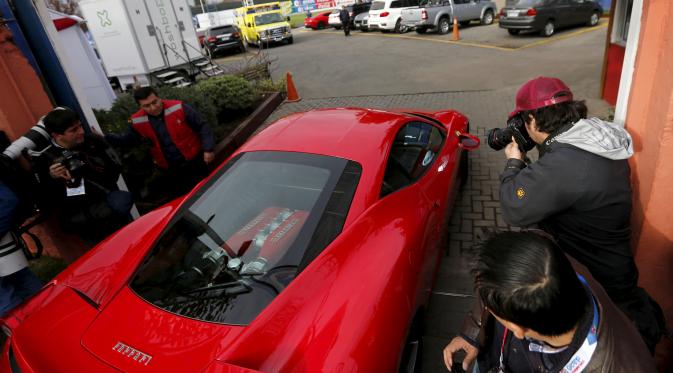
[56,150,87,187]
[487,114,536,152]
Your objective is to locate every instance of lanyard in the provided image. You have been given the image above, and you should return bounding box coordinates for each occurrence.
[560,275,599,373]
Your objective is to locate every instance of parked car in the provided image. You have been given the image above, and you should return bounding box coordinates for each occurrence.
[0,107,479,373]
[303,10,331,29]
[368,0,420,33]
[401,0,497,34]
[202,25,245,57]
[329,3,373,29]
[328,9,342,28]
[499,0,603,37]
[354,11,371,31]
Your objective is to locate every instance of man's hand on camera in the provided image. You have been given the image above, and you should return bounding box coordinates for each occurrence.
[49,163,72,181]
[443,336,478,372]
[505,136,524,160]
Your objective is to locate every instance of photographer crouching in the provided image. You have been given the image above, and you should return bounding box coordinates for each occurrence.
[35,107,133,244]
[490,77,666,353]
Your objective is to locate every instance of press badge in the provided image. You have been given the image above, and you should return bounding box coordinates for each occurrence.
[66,180,86,197]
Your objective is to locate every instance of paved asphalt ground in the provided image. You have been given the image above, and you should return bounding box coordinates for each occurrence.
[217,20,610,372]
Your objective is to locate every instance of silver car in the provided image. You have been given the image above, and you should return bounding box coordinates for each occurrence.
[354,12,370,31]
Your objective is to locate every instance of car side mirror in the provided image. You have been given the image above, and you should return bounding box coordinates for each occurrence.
[456,131,480,151]
[247,23,252,27]
[287,16,291,22]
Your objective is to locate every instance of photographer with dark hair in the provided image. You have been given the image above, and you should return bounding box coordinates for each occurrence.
[35,107,133,243]
[443,231,655,372]
[491,77,665,352]
[105,86,215,199]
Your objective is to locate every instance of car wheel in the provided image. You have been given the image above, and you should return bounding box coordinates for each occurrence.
[415,27,427,34]
[541,20,555,37]
[361,26,369,32]
[287,36,294,44]
[400,317,423,373]
[482,10,494,25]
[587,11,599,27]
[394,19,407,33]
[438,17,450,34]
[507,29,520,35]
[335,25,341,30]
[317,22,324,30]
[239,43,247,53]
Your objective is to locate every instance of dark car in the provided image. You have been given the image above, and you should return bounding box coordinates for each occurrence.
[203,25,246,58]
[499,0,602,37]
[350,1,373,26]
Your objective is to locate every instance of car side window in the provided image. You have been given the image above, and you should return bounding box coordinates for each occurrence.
[380,122,445,197]
[391,1,402,8]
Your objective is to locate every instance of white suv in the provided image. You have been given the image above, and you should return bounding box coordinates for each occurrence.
[368,0,420,33]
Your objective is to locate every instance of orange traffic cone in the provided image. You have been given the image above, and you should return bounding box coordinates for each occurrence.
[451,18,460,41]
[286,72,301,102]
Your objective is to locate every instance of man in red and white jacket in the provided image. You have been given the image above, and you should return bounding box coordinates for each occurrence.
[106,86,215,198]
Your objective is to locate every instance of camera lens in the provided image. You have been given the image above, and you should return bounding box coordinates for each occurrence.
[487,127,514,151]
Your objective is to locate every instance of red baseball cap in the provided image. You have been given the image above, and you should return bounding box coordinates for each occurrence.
[509,77,574,118]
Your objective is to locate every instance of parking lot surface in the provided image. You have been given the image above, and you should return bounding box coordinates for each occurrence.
[215,20,607,99]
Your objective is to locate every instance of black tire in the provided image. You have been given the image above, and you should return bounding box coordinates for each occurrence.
[335,25,341,30]
[399,316,424,373]
[540,20,555,37]
[415,27,427,34]
[287,36,294,44]
[437,17,450,34]
[361,26,369,32]
[394,18,403,33]
[239,44,246,53]
[482,9,494,25]
[317,22,325,29]
[459,20,471,27]
[507,28,520,35]
[587,11,600,27]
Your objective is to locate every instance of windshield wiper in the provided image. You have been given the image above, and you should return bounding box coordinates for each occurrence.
[184,280,252,296]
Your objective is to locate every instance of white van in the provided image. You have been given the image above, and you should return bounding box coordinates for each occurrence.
[367,0,420,33]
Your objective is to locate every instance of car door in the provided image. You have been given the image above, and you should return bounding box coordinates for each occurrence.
[571,0,594,25]
[451,0,469,21]
[464,0,483,20]
[554,0,575,27]
[379,121,449,306]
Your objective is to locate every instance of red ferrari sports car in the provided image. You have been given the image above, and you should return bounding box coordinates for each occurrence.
[1,108,478,372]
[304,11,332,30]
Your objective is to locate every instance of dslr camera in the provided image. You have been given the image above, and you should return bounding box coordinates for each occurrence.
[56,150,87,187]
[487,114,536,152]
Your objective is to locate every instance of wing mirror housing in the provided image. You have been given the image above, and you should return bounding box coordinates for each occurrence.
[456,131,480,151]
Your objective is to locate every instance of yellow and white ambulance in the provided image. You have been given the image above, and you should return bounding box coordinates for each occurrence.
[236,2,293,46]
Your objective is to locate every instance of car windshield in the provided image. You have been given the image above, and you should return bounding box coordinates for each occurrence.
[255,12,284,25]
[209,26,234,35]
[506,0,543,6]
[130,151,361,325]
[371,1,386,10]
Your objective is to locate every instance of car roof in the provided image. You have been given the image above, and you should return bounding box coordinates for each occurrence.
[238,108,410,166]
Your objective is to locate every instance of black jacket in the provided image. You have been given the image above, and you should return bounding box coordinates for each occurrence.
[499,118,636,296]
[339,9,350,24]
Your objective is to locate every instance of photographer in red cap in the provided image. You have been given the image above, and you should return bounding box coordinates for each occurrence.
[496,77,665,353]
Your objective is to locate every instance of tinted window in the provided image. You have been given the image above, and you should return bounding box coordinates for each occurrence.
[506,0,543,6]
[371,1,386,10]
[209,26,234,36]
[391,1,402,8]
[131,152,361,325]
[381,122,445,197]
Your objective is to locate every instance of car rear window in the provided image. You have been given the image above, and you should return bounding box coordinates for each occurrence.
[130,151,361,325]
[371,1,386,10]
[209,26,234,35]
[506,0,543,6]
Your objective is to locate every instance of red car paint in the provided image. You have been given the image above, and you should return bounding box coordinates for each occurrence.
[0,108,476,372]
[304,11,332,29]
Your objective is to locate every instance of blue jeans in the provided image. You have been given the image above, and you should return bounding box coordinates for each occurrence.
[0,267,42,317]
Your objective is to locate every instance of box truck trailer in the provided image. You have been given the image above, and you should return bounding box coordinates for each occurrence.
[79,0,222,89]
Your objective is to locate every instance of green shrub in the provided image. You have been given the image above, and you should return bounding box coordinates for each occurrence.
[253,78,286,95]
[195,75,259,111]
